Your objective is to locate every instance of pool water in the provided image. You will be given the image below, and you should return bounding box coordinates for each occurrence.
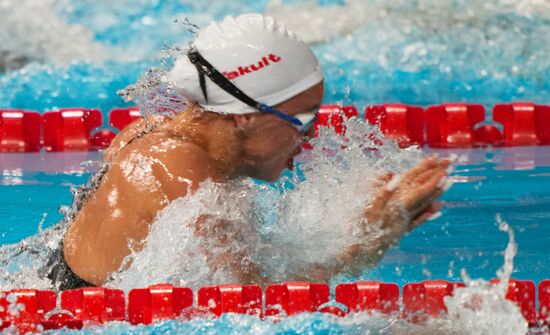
[0,152,100,245]
[1,147,549,285]
[0,145,548,334]
[3,0,550,117]
[1,0,550,333]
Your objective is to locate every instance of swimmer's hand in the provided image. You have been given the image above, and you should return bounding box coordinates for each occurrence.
[364,156,451,235]
[336,157,451,275]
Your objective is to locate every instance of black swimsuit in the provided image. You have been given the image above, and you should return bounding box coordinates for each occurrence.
[45,242,93,290]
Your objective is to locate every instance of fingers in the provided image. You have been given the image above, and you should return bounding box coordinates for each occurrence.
[438,158,451,170]
[364,156,452,229]
[408,187,444,219]
[402,169,446,211]
[400,156,451,211]
[400,157,439,184]
[378,172,395,183]
[414,167,438,186]
[409,202,442,231]
[407,157,451,186]
[363,185,394,222]
[371,172,395,189]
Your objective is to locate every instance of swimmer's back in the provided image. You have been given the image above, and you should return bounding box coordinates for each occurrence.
[63,125,221,286]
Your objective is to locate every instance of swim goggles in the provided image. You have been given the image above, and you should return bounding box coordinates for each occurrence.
[187,50,318,134]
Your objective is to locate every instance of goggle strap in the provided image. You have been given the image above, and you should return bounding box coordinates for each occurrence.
[193,62,208,103]
[259,104,303,126]
[189,51,264,111]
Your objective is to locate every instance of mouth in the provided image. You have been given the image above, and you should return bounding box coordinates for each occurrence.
[287,158,295,171]
[286,145,303,171]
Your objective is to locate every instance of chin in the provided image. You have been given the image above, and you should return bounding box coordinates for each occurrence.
[251,166,284,183]
[255,172,281,183]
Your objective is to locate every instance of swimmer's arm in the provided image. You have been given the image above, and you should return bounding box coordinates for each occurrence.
[103,115,170,161]
[347,157,449,273]
[298,158,450,281]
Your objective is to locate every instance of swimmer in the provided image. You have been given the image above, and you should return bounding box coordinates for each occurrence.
[44,14,450,290]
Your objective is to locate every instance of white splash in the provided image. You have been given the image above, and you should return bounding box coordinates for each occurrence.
[440,215,528,335]
[264,0,550,95]
[386,215,530,335]
[108,180,262,290]
[0,0,106,68]
[265,0,373,44]
[0,225,64,290]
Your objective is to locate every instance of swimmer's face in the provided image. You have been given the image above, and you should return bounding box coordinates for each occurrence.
[238,82,324,182]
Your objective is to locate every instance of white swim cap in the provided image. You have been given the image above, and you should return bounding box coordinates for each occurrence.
[166,13,324,115]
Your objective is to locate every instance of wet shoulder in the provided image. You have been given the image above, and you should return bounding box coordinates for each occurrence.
[114,132,220,190]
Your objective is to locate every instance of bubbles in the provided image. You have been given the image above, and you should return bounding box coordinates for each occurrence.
[0,224,64,290]
[117,45,190,119]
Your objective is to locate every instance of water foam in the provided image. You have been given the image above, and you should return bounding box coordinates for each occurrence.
[108,212,535,334]
[389,215,530,335]
[3,0,550,111]
[107,180,261,290]
[440,215,528,335]
[266,0,550,105]
[0,0,106,68]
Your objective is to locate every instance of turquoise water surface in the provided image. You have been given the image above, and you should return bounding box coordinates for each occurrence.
[1,147,549,284]
[1,0,550,333]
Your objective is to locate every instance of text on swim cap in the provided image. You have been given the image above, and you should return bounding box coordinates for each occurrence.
[223,54,281,80]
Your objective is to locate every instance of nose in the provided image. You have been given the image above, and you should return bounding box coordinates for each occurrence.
[305,125,316,139]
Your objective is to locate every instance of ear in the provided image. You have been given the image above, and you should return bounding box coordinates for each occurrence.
[232,114,250,127]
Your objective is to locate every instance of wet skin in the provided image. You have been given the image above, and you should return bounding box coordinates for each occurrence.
[63,82,449,286]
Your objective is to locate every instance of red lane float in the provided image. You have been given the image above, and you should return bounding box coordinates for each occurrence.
[198,284,262,317]
[473,124,504,147]
[0,289,57,333]
[109,107,142,131]
[490,279,536,326]
[335,281,399,315]
[91,129,117,149]
[3,102,550,151]
[493,102,550,146]
[426,103,491,148]
[265,282,330,317]
[43,108,103,151]
[128,283,193,325]
[0,109,41,152]
[539,280,550,326]
[402,280,465,322]
[314,104,358,136]
[365,104,425,147]
[1,280,550,331]
[60,287,125,324]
